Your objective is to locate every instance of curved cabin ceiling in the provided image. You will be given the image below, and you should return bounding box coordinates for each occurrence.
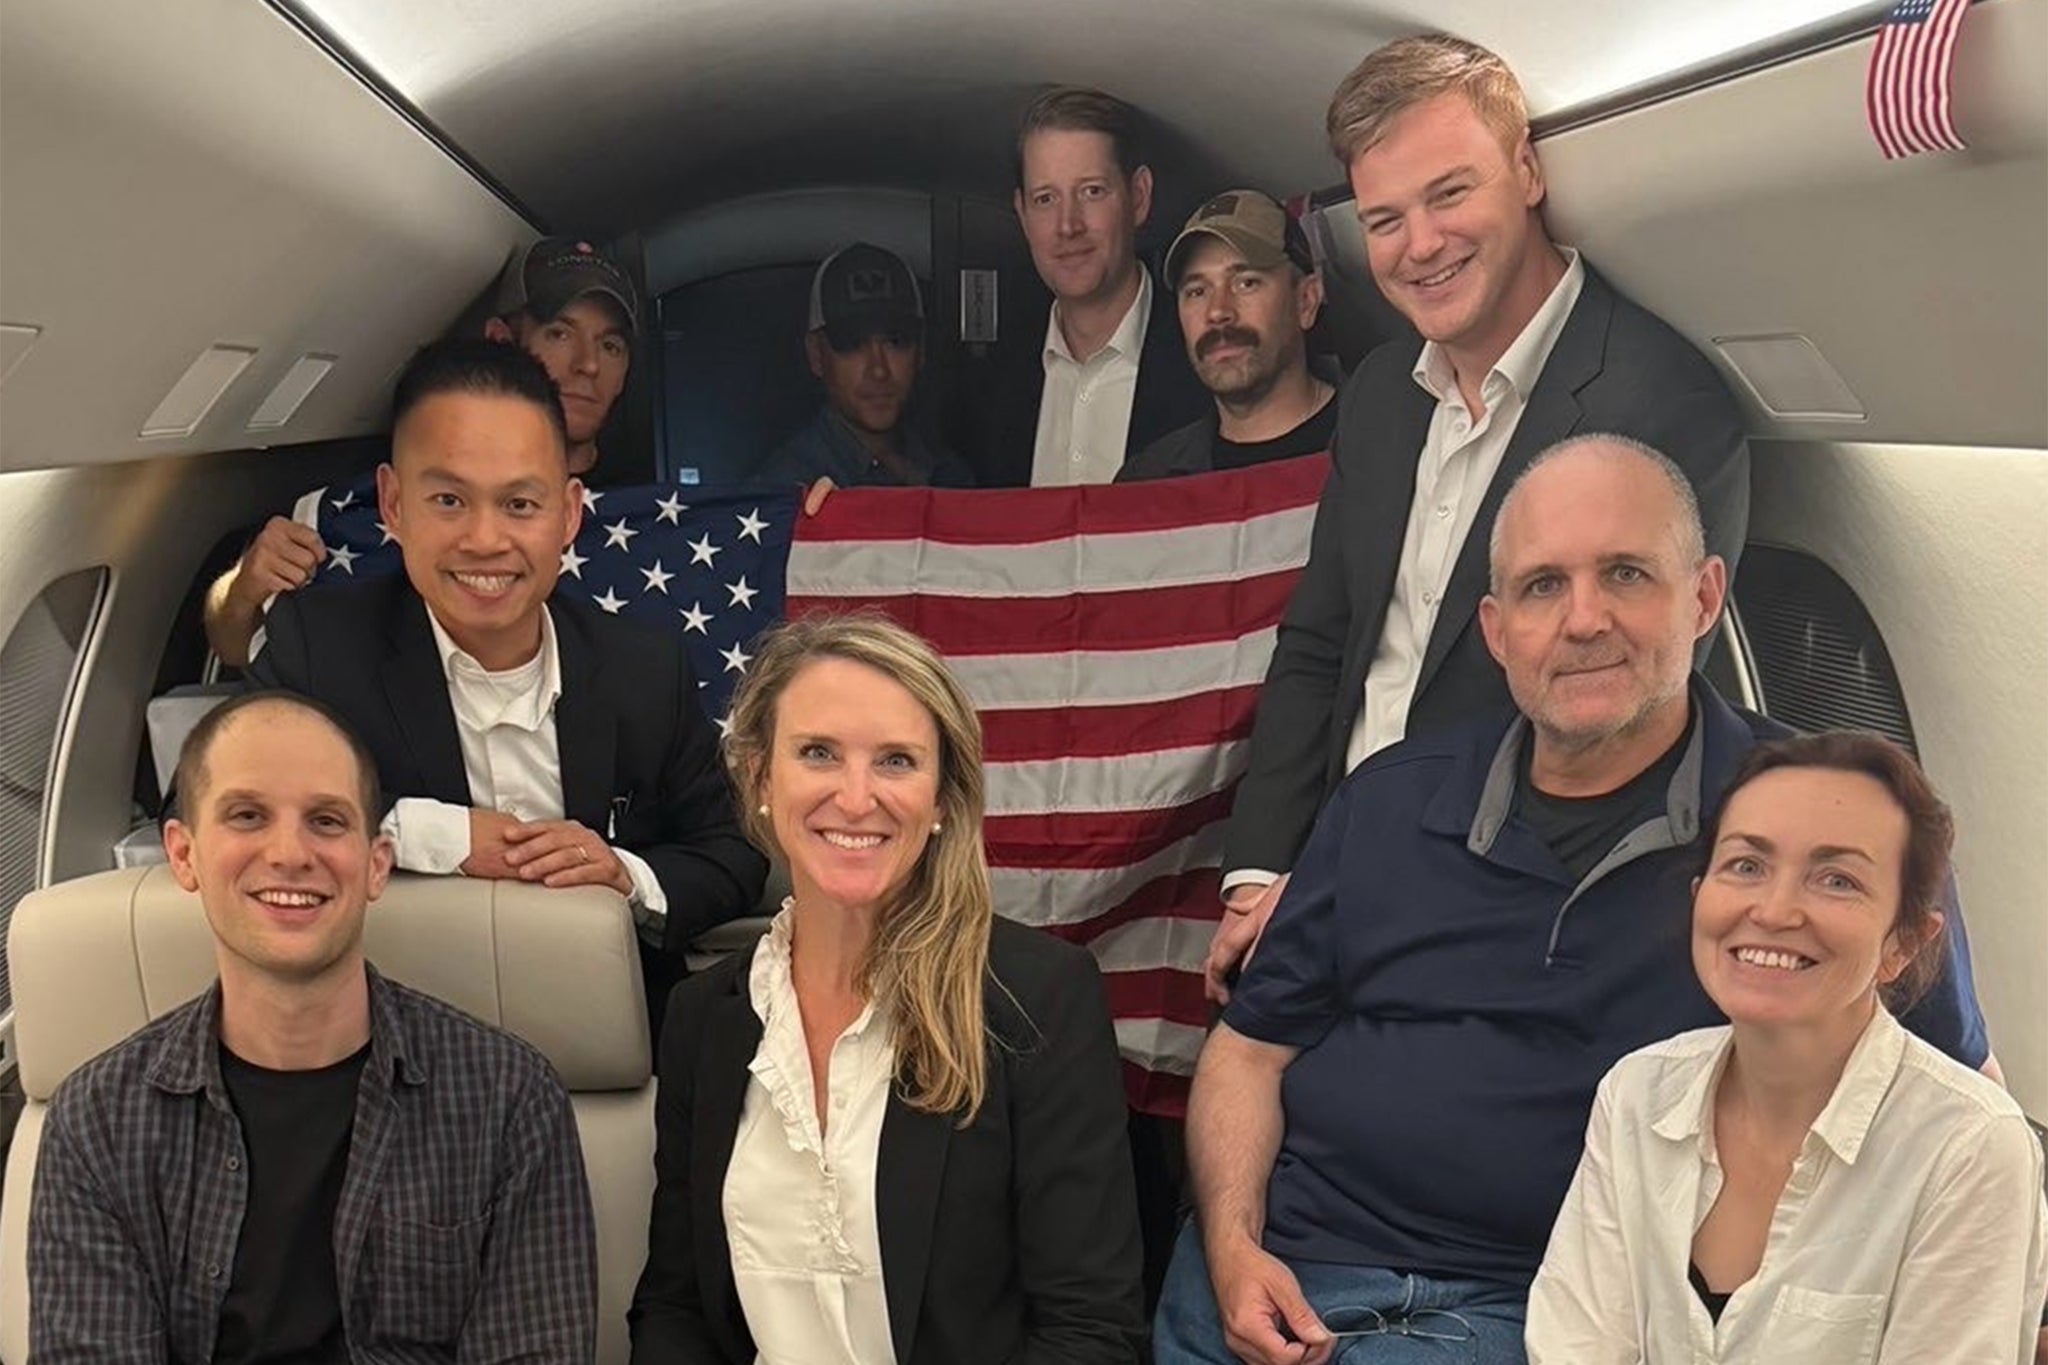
[284,0,1888,232]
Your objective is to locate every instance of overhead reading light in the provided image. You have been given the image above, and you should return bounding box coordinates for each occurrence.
[0,323,42,388]
[141,344,257,438]
[1712,333,1866,422]
[247,353,337,431]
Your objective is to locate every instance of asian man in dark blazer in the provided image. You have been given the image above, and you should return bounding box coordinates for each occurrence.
[248,337,766,1029]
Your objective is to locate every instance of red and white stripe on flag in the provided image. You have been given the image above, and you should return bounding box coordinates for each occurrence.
[1866,0,1972,160]
[786,453,1330,1117]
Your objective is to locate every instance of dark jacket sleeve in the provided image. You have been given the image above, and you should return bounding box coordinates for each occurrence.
[640,632,768,950]
[628,974,739,1364]
[997,929,1147,1365]
[243,589,311,693]
[1220,382,1364,875]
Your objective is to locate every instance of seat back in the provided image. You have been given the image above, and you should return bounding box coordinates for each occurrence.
[1,867,654,1365]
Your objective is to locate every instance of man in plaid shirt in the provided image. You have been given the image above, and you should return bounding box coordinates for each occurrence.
[27,691,597,1363]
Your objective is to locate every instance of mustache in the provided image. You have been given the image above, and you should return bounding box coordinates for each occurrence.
[1196,326,1260,359]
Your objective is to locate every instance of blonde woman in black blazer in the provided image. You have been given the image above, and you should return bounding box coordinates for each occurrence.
[628,614,1145,1365]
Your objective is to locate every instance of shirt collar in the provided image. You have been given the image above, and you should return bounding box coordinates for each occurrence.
[1044,267,1152,366]
[748,899,883,1039]
[146,963,425,1102]
[1411,246,1584,405]
[426,603,562,729]
[1651,1007,1907,1167]
[1429,674,1738,850]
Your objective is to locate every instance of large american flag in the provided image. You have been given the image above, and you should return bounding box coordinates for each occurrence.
[300,457,1329,1115]
[1866,0,1972,160]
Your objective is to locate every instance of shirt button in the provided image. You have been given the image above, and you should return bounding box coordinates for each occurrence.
[1422,590,1438,606]
[1435,503,1451,519]
[205,1262,222,1280]
[225,1156,241,1172]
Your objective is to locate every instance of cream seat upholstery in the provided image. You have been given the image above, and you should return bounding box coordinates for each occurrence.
[0,867,654,1365]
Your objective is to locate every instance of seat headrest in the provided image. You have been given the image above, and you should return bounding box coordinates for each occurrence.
[8,867,649,1100]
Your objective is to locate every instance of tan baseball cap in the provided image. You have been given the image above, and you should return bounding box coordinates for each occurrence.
[1165,189,1314,285]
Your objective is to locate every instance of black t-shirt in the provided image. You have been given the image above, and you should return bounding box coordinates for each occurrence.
[1211,395,1339,472]
[214,1041,370,1365]
[1514,724,1692,884]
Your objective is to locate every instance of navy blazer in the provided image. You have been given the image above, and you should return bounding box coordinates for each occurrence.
[627,917,1146,1365]
[249,574,767,952]
[1224,264,1751,875]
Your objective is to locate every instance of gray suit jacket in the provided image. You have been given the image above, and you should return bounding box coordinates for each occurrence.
[1223,264,1750,875]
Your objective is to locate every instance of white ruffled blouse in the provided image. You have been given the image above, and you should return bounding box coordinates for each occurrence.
[722,905,897,1365]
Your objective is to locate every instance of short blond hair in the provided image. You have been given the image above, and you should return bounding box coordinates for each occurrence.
[1326,34,1528,165]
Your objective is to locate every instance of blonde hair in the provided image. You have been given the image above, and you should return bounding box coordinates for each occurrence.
[1326,34,1528,165]
[723,613,993,1121]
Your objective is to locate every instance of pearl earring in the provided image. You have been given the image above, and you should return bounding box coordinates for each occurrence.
[932,822,943,835]
[757,803,769,817]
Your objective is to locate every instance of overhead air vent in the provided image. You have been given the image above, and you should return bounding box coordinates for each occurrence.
[247,353,337,431]
[0,324,42,388]
[140,344,257,439]
[1712,333,1865,422]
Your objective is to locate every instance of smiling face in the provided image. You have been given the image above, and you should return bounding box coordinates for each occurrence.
[1480,445,1724,763]
[761,656,942,920]
[165,702,393,991]
[1014,128,1152,310]
[378,389,582,671]
[1349,91,1554,372]
[502,295,631,448]
[1693,766,1920,1039]
[1175,236,1322,405]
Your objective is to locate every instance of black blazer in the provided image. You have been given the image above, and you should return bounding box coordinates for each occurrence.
[249,574,767,951]
[627,917,1146,1365]
[1224,264,1751,874]
[977,263,1210,487]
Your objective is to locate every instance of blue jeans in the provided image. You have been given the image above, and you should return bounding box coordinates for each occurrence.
[1154,1221,1528,1364]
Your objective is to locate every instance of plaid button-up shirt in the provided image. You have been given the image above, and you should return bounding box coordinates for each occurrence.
[27,965,597,1363]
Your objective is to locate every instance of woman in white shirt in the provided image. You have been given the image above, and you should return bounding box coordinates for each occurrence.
[1528,730,2047,1364]
[628,614,1145,1365]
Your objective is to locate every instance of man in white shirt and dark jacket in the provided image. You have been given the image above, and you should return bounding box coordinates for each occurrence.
[249,337,766,1037]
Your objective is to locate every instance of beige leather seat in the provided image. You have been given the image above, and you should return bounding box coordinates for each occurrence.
[0,867,654,1365]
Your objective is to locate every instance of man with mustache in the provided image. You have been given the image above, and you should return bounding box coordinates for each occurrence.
[1206,33,1752,1006]
[1119,190,1336,482]
[204,238,642,668]
[758,242,974,493]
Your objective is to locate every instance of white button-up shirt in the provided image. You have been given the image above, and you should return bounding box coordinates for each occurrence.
[380,608,667,920]
[1029,271,1152,487]
[1345,249,1585,770]
[1527,1008,2048,1365]
[724,905,897,1365]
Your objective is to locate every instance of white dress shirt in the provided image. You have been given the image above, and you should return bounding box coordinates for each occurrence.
[724,905,896,1365]
[1030,271,1152,487]
[1527,1008,2048,1365]
[1344,248,1585,770]
[379,608,667,921]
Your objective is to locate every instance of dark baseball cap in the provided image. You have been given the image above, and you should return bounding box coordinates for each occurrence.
[808,243,923,349]
[493,237,641,334]
[1165,190,1315,286]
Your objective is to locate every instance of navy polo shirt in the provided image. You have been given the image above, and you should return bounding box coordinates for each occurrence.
[1224,680,1988,1286]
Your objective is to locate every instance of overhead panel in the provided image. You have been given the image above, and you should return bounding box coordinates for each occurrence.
[286,0,1882,233]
